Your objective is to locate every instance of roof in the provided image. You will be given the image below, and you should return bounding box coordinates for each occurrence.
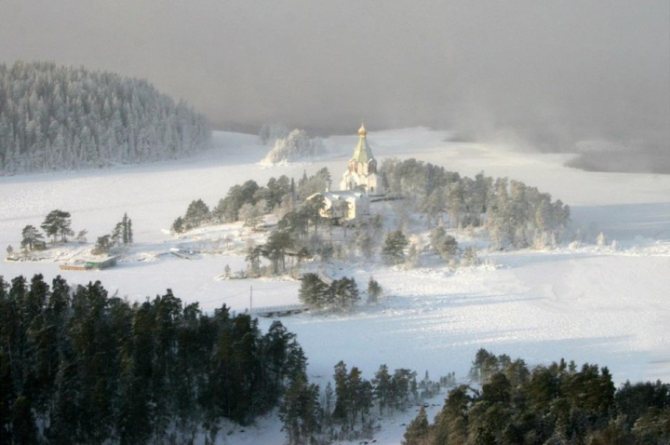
[351,128,375,164]
[71,255,119,264]
[307,191,366,201]
[324,190,366,200]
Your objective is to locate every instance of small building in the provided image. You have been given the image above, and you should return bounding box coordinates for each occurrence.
[309,190,370,222]
[60,255,119,271]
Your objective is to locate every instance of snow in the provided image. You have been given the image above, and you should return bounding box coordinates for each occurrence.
[276,248,670,384]
[1,127,669,444]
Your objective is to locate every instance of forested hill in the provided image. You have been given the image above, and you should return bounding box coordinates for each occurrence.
[0,61,211,173]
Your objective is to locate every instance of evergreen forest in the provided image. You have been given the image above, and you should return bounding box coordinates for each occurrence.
[403,349,670,445]
[1,274,668,444]
[0,274,306,444]
[0,61,210,173]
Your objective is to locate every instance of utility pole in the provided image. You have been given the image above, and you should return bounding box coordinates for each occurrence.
[249,285,253,314]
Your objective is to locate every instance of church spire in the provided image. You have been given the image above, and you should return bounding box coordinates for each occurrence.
[340,123,383,194]
[352,123,374,164]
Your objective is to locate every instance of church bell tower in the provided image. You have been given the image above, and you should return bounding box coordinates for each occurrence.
[340,124,383,194]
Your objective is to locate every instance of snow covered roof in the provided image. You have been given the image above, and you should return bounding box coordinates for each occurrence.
[307,190,367,202]
[351,125,375,164]
[323,190,366,200]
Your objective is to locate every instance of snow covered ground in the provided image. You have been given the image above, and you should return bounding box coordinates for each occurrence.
[1,127,669,444]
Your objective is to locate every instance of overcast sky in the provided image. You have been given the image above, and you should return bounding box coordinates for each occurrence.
[1,0,668,151]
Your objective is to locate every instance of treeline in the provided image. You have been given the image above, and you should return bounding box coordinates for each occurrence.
[0,61,210,173]
[381,159,570,249]
[281,361,452,445]
[299,274,359,310]
[172,168,332,233]
[172,170,335,277]
[0,274,306,444]
[173,161,571,276]
[11,210,133,259]
[14,209,81,256]
[299,274,382,311]
[403,349,670,445]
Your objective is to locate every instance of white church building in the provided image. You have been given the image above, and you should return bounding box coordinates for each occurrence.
[311,124,383,222]
[339,124,384,195]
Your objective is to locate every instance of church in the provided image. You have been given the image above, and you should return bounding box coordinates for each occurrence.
[312,124,384,222]
[339,124,384,195]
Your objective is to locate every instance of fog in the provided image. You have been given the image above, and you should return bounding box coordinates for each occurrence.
[1,0,668,164]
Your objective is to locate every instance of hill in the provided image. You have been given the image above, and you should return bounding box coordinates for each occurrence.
[0,61,210,173]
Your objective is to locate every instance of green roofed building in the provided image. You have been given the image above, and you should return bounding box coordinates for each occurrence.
[339,124,384,195]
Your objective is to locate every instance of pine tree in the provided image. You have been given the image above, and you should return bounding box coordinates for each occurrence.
[461,247,479,267]
[20,225,45,251]
[279,376,322,445]
[298,273,329,309]
[111,222,123,246]
[403,406,430,445]
[322,382,334,427]
[41,209,73,243]
[382,230,409,265]
[172,216,185,233]
[430,226,458,261]
[127,218,133,243]
[183,199,211,229]
[331,277,359,310]
[348,367,373,429]
[332,361,350,425]
[93,235,111,255]
[391,369,416,410]
[76,230,88,243]
[432,385,471,444]
[122,213,130,244]
[367,278,382,304]
[260,321,296,407]
[262,230,294,274]
[373,364,392,415]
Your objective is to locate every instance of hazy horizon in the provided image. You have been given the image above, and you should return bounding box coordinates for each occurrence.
[2,0,668,160]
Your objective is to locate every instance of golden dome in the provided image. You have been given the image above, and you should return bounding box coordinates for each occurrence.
[358,123,367,137]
